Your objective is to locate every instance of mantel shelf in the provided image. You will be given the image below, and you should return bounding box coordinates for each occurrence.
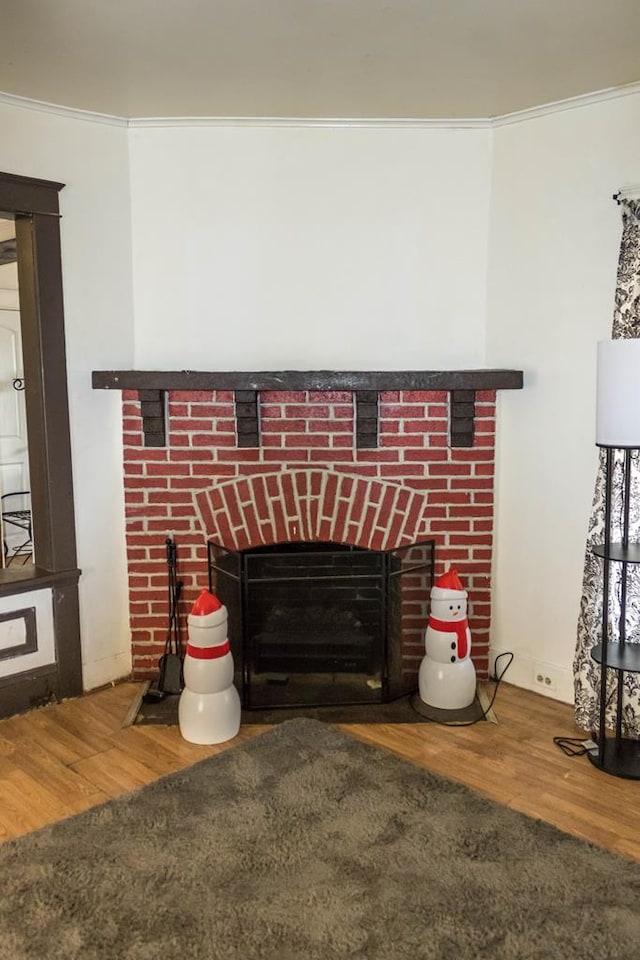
[92,369,524,393]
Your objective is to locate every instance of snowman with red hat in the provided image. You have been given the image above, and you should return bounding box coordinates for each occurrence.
[178,588,241,744]
[418,568,476,710]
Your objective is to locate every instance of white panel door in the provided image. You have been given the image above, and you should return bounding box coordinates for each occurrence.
[0,308,31,564]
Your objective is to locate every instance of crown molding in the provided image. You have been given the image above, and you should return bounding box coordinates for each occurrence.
[127,115,490,129]
[493,80,640,127]
[1,80,639,130]
[0,91,127,127]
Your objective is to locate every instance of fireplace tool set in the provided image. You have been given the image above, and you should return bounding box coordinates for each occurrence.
[143,537,183,701]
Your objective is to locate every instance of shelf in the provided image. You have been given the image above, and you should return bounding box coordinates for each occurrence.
[588,736,640,780]
[591,642,640,673]
[593,543,640,563]
[92,368,524,392]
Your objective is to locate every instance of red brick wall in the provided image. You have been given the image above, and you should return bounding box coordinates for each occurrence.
[122,388,496,681]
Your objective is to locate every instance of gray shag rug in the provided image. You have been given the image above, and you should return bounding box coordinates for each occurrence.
[1,719,639,960]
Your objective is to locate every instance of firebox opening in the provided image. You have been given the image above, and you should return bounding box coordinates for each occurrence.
[208,538,435,711]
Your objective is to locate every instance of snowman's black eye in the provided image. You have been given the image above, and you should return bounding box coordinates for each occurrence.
[449,605,453,610]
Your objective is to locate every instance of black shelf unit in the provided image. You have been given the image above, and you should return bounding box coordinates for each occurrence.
[589,445,640,779]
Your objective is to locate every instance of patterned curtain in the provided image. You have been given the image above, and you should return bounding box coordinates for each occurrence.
[574,200,640,736]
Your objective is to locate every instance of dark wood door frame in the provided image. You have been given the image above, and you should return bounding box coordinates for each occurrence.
[0,171,82,717]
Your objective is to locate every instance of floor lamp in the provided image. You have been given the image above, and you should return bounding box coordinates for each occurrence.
[590,338,640,778]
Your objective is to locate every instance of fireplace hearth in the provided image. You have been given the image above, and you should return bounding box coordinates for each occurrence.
[209,539,435,709]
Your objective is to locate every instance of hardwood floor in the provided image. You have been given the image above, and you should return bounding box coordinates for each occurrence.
[0,680,638,861]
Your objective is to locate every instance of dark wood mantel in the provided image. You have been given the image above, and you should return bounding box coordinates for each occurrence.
[92,368,523,449]
[92,369,523,392]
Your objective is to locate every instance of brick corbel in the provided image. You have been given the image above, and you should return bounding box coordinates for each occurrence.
[355,391,379,449]
[449,390,475,448]
[235,390,260,447]
[138,390,166,447]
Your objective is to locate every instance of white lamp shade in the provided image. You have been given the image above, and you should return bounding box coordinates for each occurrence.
[596,339,640,447]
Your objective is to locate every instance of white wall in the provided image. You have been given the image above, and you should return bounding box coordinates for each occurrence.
[0,100,135,689]
[486,91,640,702]
[129,124,493,370]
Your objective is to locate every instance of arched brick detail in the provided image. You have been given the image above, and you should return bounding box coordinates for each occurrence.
[194,470,429,551]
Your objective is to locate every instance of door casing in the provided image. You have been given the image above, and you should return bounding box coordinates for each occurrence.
[0,171,82,718]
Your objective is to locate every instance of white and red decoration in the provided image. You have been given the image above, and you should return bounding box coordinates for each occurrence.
[419,568,476,710]
[178,588,241,744]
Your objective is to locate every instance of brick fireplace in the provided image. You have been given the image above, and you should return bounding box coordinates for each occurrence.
[93,369,522,693]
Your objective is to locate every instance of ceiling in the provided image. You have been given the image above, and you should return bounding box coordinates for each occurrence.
[2,1,640,120]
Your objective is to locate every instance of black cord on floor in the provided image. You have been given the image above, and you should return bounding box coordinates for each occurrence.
[553,737,594,757]
[410,651,514,727]
[553,687,616,757]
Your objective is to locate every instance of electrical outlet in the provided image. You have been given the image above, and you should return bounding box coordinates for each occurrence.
[532,660,561,692]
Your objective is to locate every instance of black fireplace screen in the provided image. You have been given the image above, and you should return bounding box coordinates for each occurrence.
[208,539,435,709]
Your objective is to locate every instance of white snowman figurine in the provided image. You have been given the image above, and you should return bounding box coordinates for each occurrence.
[178,588,241,744]
[418,568,476,710]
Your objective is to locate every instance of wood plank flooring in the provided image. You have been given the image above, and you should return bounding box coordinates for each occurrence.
[0,681,638,862]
